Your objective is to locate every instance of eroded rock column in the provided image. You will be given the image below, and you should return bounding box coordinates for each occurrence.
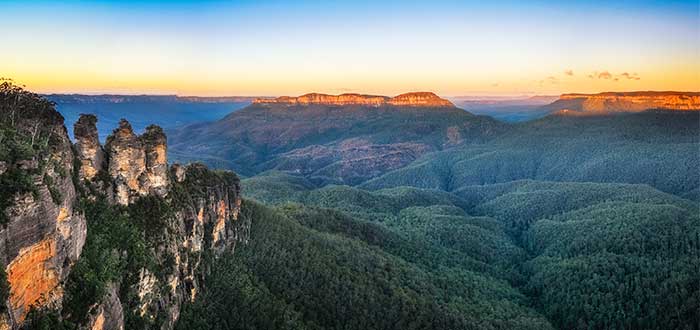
[104,119,147,205]
[74,114,104,181]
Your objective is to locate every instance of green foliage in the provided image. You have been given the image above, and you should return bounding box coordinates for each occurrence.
[42,173,62,204]
[0,82,64,224]
[522,203,700,329]
[61,198,149,325]
[176,251,312,330]
[176,200,554,330]
[22,308,75,330]
[59,195,182,329]
[362,111,700,197]
[239,167,700,330]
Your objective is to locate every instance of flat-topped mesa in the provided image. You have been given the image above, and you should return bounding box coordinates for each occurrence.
[387,92,454,107]
[103,119,169,205]
[74,114,104,180]
[556,91,700,112]
[253,91,454,107]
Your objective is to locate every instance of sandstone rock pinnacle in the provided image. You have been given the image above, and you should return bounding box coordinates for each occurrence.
[74,114,104,181]
[104,119,170,205]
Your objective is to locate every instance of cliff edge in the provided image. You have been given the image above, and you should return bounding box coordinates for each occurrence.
[0,82,248,330]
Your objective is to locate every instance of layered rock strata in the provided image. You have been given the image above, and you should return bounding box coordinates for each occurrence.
[547,91,700,114]
[253,92,454,107]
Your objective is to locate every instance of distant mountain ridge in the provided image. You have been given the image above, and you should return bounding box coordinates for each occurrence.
[544,91,700,115]
[168,92,503,184]
[450,95,559,122]
[253,92,454,107]
[46,94,259,104]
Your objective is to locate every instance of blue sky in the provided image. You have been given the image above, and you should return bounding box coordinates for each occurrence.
[1,0,698,95]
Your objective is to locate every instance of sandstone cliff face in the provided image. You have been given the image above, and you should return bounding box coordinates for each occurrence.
[254,92,454,107]
[387,92,454,107]
[548,91,700,114]
[0,85,87,328]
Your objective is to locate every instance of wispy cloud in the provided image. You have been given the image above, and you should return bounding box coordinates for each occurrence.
[564,70,574,76]
[619,72,641,80]
[598,71,613,79]
[586,70,641,82]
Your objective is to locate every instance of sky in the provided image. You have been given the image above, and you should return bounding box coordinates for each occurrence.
[1,0,698,96]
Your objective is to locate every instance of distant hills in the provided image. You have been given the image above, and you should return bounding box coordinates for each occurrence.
[450,91,700,122]
[449,95,559,122]
[167,91,700,198]
[46,94,254,140]
[46,94,259,104]
[168,92,505,184]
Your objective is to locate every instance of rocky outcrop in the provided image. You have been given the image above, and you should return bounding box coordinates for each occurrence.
[74,114,104,181]
[545,91,700,114]
[101,119,169,205]
[86,283,124,330]
[1,84,247,330]
[254,92,454,107]
[0,84,87,327]
[72,118,245,330]
[387,92,454,107]
[124,162,245,330]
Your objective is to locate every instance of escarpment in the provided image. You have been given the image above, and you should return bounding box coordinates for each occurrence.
[253,91,455,107]
[545,91,700,114]
[0,83,247,330]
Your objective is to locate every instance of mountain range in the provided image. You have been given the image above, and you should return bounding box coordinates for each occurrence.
[168,91,700,198]
[45,94,254,141]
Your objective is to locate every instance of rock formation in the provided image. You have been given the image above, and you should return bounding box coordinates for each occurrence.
[99,119,170,205]
[544,91,700,114]
[73,116,245,330]
[1,85,247,330]
[387,92,455,107]
[73,114,104,181]
[253,91,454,107]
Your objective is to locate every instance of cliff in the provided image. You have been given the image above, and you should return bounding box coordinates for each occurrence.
[73,116,247,330]
[0,83,248,330]
[253,92,454,107]
[0,82,86,327]
[545,91,700,114]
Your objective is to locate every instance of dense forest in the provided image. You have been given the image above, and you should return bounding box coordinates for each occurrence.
[175,170,700,330]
